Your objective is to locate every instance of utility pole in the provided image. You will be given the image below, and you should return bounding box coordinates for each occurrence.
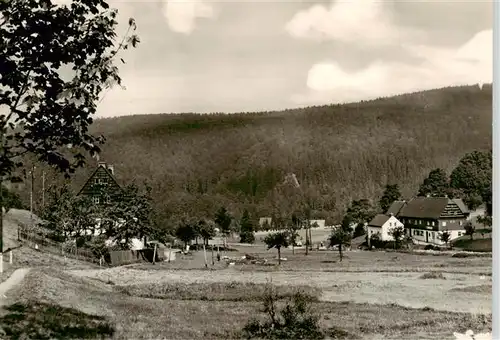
[0,176,3,273]
[30,165,35,220]
[42,171,45,208]
[0,129,4,273]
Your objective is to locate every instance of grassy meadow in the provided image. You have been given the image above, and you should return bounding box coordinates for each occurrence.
[0,245,490,340]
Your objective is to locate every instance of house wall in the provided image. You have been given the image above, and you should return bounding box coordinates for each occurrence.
[408,228,465,245]
[368,216,403,241]
[400,217,439,231]
[437,217,468,231]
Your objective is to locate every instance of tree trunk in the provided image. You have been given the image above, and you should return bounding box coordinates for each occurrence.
[339,244,343,262]
[0,178,3,274]
[211,244,214,265]
[203,243,208,268]
[305,226,309,256]
[278,247,281,265]
[309,227,312,250]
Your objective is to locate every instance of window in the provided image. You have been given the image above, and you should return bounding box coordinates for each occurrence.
[458,232,463,237]
[442,221,447,227]
[427,221,430,226]
[92,197,100,204]
[432,221,435,226]
[459,221,462,226]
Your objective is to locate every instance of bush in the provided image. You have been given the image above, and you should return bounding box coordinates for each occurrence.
[240,232,255,244]
[424,245,441,251]
[242,284,327,339]
[419,272,446,280]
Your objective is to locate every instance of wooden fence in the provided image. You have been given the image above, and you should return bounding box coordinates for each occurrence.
[18,227,101,265]
[17,225,158,267]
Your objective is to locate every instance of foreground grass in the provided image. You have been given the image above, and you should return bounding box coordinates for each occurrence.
[0,302,114,339]
[4,268,491,339]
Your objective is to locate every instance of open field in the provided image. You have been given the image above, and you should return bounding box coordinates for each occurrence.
[3,267,491,340]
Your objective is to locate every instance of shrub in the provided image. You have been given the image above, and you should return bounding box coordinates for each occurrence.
[419,272,446,280]
[242,284,327,339]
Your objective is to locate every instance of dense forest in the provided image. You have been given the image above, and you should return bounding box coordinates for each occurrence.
[13,85,492,226]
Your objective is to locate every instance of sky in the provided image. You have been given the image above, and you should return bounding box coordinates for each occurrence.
[58,0,493,117]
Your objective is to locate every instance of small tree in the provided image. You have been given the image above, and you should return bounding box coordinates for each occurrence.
[289,213,302,254]
[328,227,352,262]
[214,206,232,247]
[175,221,196,250]
[439,230,451,249]
[388,226,405,249]
[198,219,216,246]
[243,284,325,340]
[477,214,492,231]
[264,232,289,265]
[369,232,381,249]
[239,209,255,244]
[353,222,365,238]
[379,184,402,213]
[464,222,475,241]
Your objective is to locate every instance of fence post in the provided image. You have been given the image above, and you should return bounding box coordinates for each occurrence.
[9,251,12,264]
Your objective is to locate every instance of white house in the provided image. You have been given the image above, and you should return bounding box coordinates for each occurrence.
[388,197,470,246]
[367,214,404,241]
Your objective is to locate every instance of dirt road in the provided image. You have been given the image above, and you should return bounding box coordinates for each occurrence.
[0,268,31,306]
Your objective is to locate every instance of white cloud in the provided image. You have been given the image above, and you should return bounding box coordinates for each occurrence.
[285,0,420,46]
[162,0,214,34]
[292,29,492,105]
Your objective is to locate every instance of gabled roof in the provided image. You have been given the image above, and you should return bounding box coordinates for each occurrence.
[368,214,391,228]
[452,199,469,214]
[386,200,406,216]
[77,163,122,196]
[398,197,468,219]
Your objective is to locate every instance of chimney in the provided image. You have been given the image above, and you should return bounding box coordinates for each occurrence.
[98,161,106,168]
[389,213,394,217]
[107,165,114,176]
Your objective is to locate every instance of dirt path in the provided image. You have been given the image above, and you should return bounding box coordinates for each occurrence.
[0,268,30,306]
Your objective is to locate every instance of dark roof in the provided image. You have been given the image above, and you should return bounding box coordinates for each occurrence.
[368,214,391,227]
[452,199,469,214]
[386,200,406,216]
[398,197,453,219]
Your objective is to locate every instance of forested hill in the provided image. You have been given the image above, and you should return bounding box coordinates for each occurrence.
[33,85,494,224]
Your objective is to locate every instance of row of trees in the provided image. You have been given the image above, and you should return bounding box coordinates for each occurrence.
[417,150,492,212]
[173,207,257,248]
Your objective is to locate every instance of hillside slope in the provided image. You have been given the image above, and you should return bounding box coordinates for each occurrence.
[22,85,492,223]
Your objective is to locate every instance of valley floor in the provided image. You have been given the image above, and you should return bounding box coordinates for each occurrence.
[0,240,492,339]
